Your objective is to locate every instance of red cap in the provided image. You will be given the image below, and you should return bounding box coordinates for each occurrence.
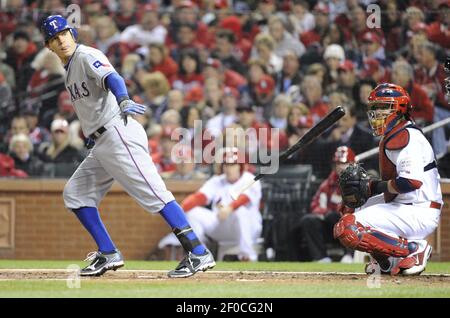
[184,86,204,104]
[219,16,242,37]
[313,2,329,14]
[205,58,222,69]
[338,60,355,72]
[333,146,356,163]
[223,86,240,99]
[360,58,380,78]
[254,75,275,96]
[362,31,382,45]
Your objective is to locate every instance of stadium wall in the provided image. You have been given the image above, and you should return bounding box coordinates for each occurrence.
[0,179,449,261]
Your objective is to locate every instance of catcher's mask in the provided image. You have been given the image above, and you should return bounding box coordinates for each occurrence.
[367,83,411,136]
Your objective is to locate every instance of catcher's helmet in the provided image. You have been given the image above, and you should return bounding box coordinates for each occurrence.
[333,146,356,164]
[367,83,411,136]
[41,15,78,42]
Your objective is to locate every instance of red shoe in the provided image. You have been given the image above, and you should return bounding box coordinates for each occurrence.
[391,241,432,276]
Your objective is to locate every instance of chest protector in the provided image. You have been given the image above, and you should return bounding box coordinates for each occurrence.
[379,122,415,202]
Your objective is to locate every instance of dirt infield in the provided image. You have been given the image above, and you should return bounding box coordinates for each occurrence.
[1,269,449,284]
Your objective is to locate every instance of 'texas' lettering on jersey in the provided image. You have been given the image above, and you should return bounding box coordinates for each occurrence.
[67,82,90,102]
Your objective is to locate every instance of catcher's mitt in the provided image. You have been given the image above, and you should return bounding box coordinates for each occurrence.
[338,164,371,209]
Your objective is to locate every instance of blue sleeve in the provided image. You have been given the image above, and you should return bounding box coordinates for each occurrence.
[105,72,129,104]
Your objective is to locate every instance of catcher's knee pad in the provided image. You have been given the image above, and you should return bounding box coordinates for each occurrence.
[333,214,412,257]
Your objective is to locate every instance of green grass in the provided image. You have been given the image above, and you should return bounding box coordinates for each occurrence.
[0,261,449,298]
[0,260,449,274]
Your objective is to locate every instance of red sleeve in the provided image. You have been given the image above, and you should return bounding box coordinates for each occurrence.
[310,180,329,215]
[230,194,251,211]
[411,85,434,122]
[181,192,208,212]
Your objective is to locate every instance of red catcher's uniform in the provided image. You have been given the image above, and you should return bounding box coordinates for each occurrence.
[354,121,442,240]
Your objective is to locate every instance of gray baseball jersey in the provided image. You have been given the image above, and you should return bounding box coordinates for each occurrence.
[64,44,121,136]
[62,45,175,213]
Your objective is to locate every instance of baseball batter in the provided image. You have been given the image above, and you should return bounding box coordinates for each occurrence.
[41,15,215,277]
[335,83,442,275]
[159,147,263,261]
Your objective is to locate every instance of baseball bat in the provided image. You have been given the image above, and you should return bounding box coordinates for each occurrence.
[230,106,346,200]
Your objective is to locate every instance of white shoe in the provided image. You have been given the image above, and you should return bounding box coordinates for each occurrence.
[317,257,332,263]
[393,241,432,276]
[340,254,353,264]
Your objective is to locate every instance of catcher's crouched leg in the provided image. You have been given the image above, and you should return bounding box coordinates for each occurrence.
[333,214,413,258]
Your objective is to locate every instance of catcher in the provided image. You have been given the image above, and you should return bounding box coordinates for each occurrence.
[334,83,442,276]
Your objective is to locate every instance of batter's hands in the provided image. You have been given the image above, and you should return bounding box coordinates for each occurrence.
[119,99,146,116]
[217,204,233,221]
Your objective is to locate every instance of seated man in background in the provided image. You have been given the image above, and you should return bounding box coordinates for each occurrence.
[38,119,84,177]
[158,147,262,261]
[298,146,355,263]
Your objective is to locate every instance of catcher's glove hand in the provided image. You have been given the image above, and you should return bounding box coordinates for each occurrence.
[338,164,371,209]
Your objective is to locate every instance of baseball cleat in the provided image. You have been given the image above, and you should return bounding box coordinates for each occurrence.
[391,241,432,276]
[80,249,124,277]
[168,249,216,278]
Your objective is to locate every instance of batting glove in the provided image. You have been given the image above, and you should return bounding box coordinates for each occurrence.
[119,99,146,116]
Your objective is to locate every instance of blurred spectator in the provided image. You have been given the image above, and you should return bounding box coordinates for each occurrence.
[381,1,402,54]
[203,77,223,113]
[8,133,43,177]
[148,43,178,83]
[336,60,357,100]
[246,59,275,114]
[252,33,282,74]
[288,0,315,36]
[202,57,247,91]
[120,4,167,49]
[360,31,387,66]
[206,86,239,137]
[4,31,37,101]
[54,91,84,151]
[4,115,30,147]
[218,15,253,63]
[0,153,28,178]
[268,16,305,58]
[172,48,204,93]
[297,146,356,263]
[213,29,247,75]
[77,24,97,47]
[161,145,208,180]
[153,126,178,173]
[322,44,345,90]
[139,72,170,122]
[321,23,346,48]
[39,119,84,170]
[0,48,16,90]
[27,48,65,128]
[113,0,141,32]
[275,50,302,95]
[426,1,450,49]
[283,102,312,152]
[21,100,51,147]
[300,2,330,48]
[0,70,15,147]
[414,42,448,108]
[269,94,291,129]
[354,79,377,123]
[94,15,121,54]
[167,89,185,112]
[359,58,390,84]
[391,60,434,123]
[300,75,329,120]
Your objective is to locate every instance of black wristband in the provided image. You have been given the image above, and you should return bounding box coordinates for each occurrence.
[370,180,389,195]
[117,95,130,105]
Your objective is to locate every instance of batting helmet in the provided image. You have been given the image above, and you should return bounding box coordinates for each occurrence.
[221,147,246,175]
[333,146,356,164]
[41,15,78,42]
[367,83,411,136]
